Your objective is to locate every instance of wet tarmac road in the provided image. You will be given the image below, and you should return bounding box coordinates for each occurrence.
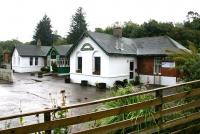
[0,73,111,131]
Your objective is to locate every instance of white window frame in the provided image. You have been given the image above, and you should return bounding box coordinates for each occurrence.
[154,57,162,75]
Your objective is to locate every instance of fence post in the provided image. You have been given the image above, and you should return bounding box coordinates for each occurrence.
[44,108,51,134]
[155,89,163,130]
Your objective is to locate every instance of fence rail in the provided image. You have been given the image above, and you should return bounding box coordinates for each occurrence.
[0,80,200,134]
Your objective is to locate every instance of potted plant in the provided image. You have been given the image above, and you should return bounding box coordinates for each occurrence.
[81,80,88,86]
[76,69,82,73]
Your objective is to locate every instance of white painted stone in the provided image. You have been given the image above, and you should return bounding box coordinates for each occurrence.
[139,74,176,85]
[12,48,45,73]
[70,37,137,87]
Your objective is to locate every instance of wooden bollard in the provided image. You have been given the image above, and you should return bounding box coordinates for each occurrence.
[60,90,66,106]
[155,90,163,128]
[44,108,51,134]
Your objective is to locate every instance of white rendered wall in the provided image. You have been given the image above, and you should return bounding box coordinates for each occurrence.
[12,49,45,73]
[139,74,176,86]
[70,37,136,88]
[108,56,137,77]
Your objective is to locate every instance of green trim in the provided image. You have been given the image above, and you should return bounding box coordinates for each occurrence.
[47,47,60,56]
[57,67,70,74]
[81,43,94,51]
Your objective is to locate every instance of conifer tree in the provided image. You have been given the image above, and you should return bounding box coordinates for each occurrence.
[67,7,87,44]
[33,14,53,46]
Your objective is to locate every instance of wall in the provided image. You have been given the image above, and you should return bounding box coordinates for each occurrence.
[12,49,45,73]
[0,68,13,82]
[161,67,178,77]
[139,75,176,85]
[70,37,136,88]
[108,56,137,77]
[137,57,154,75]
[137,56,178,86]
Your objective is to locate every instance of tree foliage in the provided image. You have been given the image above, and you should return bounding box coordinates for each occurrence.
[33,14,53,46]
[67,7,87,44]
[95,11,200,49]
[184,11,200,30]
[169,41,200,81]
[0,40,22,63]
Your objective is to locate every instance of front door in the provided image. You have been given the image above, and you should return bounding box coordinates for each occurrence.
[129,61,134,80]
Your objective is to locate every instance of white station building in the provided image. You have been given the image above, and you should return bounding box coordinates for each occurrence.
[69,28,188,87]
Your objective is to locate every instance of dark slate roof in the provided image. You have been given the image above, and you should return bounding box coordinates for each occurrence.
[15,44,50,57]
[133,36,188,55]
[85,31,189,56]
[15,44,72,57]
[41,46,51,56]
[87,31,137,55]
[54,45,73,56]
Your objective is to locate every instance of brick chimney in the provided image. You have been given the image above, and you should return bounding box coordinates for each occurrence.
[3,52,10,63]
[113,27,122,38]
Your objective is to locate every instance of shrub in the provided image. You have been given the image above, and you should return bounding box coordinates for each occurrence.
[114,80,125,87]
[41,66,50,73]
[38,72,43,78]
[134,76,140,85]
[123,79,128,86]
[96,85,155,133]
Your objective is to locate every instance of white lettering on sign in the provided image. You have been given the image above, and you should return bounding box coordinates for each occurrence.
[162,62,175,68]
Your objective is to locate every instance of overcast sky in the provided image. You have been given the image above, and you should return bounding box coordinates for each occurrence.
[0,0,200,42]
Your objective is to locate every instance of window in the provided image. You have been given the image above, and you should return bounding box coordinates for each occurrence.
[51,50,56,59]
[130,61,134,71]
[35,57,38,65]
[154,57,162,74]
[129,61,134,79]
[129,72,134,79]
[30,57,33,66]
[77,57,82,73]
[93,57,101,75]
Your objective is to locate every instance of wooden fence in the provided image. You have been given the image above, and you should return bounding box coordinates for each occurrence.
[0,80,200,134]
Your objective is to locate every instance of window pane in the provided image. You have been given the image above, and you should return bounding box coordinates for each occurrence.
[130,72,133,79]
[155,57,162,74]
[35,57,38,65]
[94,57,101,75]
[30,57,33,66]
[78,57,82,71]
[130,62,134,71]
